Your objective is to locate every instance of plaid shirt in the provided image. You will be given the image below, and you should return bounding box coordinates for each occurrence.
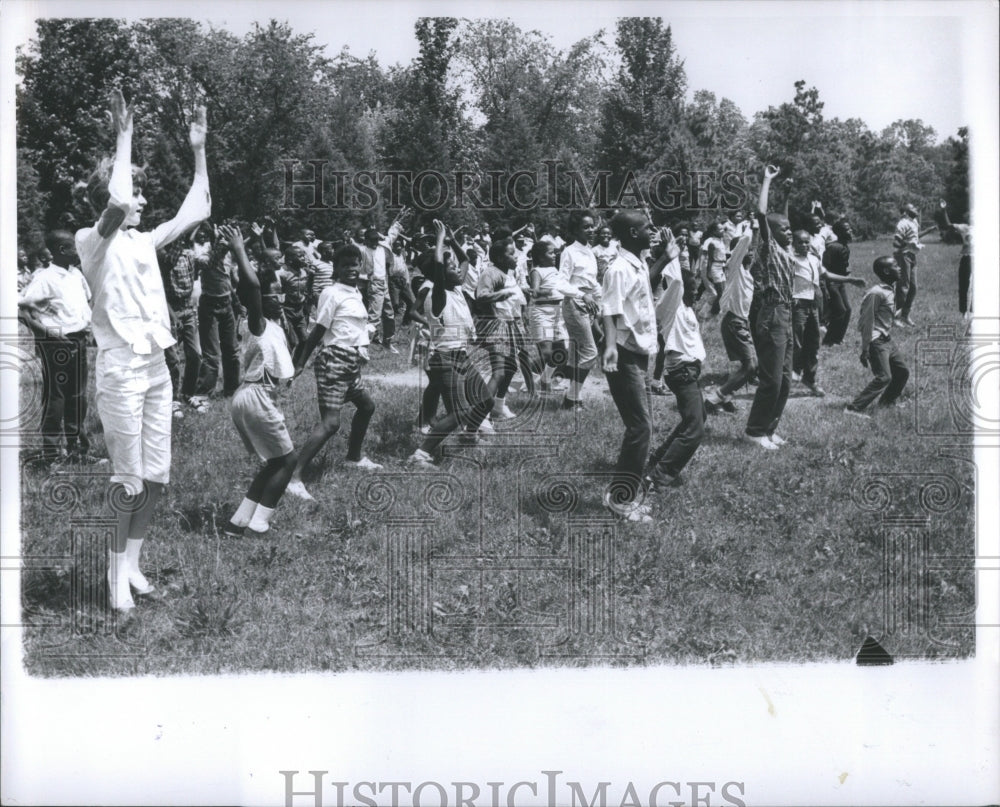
[161,246,198,308]
[750,212,795,305]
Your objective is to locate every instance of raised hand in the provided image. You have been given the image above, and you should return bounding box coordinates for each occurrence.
[217,224,244,251]
[189,105,208,150]
[764,164,781,180]
[108,88,134,138]
[250,222,264,238]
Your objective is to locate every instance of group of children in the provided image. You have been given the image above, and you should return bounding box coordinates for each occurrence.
[18,91,971,606]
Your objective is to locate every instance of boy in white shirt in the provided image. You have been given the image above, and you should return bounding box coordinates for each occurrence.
[18,230,98,465]
[287,244,382,501]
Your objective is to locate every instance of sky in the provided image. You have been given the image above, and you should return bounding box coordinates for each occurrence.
[3,0,979,142]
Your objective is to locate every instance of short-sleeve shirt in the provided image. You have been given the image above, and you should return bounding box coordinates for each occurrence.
[477,265,525,320]
[656,256,705,364]
[792,253,821,300]
[601,247,657,355]
[18,263,92,334]
[426,284,475,352]
[242,319,294,391]
[316,282,369,347]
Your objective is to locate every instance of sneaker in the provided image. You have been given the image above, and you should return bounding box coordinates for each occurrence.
[791,371,802,382]
[803,382,826,397]
[345,456,383,471]
[285,478,315,501]
[477,417,495,435]
[223,524,246,539]
[768,433,788,447]
[719,399,738,414]
[492,403,516,420]
[893,316,908,328]
[744,433,778,450]
[561,397,585,411]
[602,493,653,523]
[172,400,185,419]
[844,406,872,420]
[904,316,917,327]
[408,449,435,467]
[187,395,210,413]
[650,381,670,396]
[419,423,432,435]
[386,344,400,354]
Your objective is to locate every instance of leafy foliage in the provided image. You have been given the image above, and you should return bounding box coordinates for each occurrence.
[16,17,967,246]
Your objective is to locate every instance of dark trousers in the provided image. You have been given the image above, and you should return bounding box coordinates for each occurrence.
[283,305,308,349]
[746,301,792,437]
[196,294,241,396]
[166,304,201,400]
[604,345,652,503]
[748,292,763,355]
[823,283,852,345]
[647,360,705,483]
[37,331,90,456]
[894,251,917,319]
[421,350,494,451]
[389,274,417,324]
[958,255,972,313]
[850,335,909,411]
[792,300,820,385]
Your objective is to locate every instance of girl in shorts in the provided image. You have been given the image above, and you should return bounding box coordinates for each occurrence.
[221,226,298,537]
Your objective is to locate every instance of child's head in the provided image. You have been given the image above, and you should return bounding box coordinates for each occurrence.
[18,247,29,269]
[596,225,612,246]
[260,248,284,273]
[832,217,853,244]
[873,256,900,285]
[900,203,918,220]
[611,210,651,253]
[681,270,699,308]
[766,213,792,248]
[727,209,744,224]
[44,230,78,267]
[391,238,404,254]
[489,238,517,272]
[333,244,363,285]
[567,209,596,245]
[284,244,306,270]
[705,220,723,239]
[792,229,812,256]
[530,240,556,268]
[86,157,147,225]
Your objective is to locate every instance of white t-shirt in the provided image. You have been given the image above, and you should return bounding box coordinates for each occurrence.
[242,319,294,388]
[316,282,369,347]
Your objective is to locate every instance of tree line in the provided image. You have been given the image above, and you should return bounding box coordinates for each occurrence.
[16,17,970,251]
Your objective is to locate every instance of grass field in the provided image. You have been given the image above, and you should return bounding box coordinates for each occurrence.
[17,236,978,675]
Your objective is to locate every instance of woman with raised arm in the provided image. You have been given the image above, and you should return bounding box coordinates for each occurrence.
[75,90,210,612]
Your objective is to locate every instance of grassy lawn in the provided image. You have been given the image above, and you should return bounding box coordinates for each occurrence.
[18,237,977,675]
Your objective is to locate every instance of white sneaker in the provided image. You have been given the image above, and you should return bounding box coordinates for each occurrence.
[791,371,802,382]
[345,456,383,471]
[419,423,432,435]
[172,400,185,419]
[478,417,495,435]
[768,433,788,446]
[285,478,315,501]
[408,449,435,467]
[187,395,209,413]
[744,434,778,450]
[386,344,400,354]
[492,403,516,420]
[602,493,653,523]
[844,406,872,420]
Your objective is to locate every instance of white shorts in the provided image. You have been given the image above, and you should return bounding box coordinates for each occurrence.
[528,303,567,343]
[95,346,172,495]
[231,383,294,462]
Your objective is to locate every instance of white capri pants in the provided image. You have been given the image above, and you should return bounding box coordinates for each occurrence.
[561,297,599,369]
[95,346,172,495]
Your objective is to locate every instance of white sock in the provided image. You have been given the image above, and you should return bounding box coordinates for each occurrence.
[230,497,257,528]
[493,395,506,409]
[541,365,556,383]
[248,505,275,533]
[567,380,582,401]
[108,550,134,611]
[124,538,154,593]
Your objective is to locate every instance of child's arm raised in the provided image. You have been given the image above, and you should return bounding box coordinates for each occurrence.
[152,106,211,250]
[219,224,265,337]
